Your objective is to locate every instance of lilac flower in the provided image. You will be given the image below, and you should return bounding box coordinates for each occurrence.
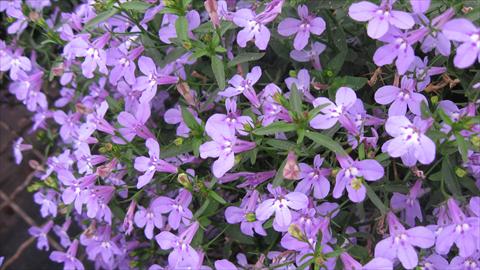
[285,69,314,101]
[155,189,193,229]
[375,212,435,269]
[278,5,326,50]
[419,8,454,57]
[219,66,262,107]
[8,71,47,112]
[407,57,446,91]
[155,222,200,268]
[33,190,57,218]
[348,0,415,39]
[134,138,178,189]
[199,119,255,178]
[134,56,178,103]
[374,77,427,116]
[84,185,115,224]
[310,87,358,130]
[84,226,122,264]
[158,10,201,44]
[435,198,480,258]
[448,255,480,270]
[53,218,72,248]
[290,42,326,70]
[417,254,449,270]
[0,48,31,80]
[58,171,96,213]
[122,201,136,236]
[295,155,331,199]
[75,147,107,174]
[218,170,276,188]
[134,200,164,239]
[232,0,283,50]
[215,259,238,270]
[383,116,436,166]
[6,8,28,34]
[390,180,424,227]
[29,220,54,251]
[53,111,81,142]
[106,45,143,85]
[258,83,291,126]
[54,87,75,108]
[117,103,155,142]
[164,106,201,137]
[50,239,84,270]
[65,33,110,78]
[225,190,267,236]
[373,28,427,75]
[255,184,308,232]
[207,98,253,136]
[86,101,116,135]
[12,137,32,164]
[340,252,393,270]
[333,154,384,202]
[442,18,480,68]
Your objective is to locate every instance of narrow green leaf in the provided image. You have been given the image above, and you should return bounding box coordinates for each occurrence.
[227,52,265,67]
[442,157,461,197]
[208,190,227,204]
[264,139,297,150]
[160,139,193,158]
[289,84,302,115]
[194,199,210,218]
[305,131,347,155]
[85,9,118,30]
[175,16,189,41]
[121,1,151,12]
[211,56,226,90]
[181,106,202,132]
[253,122,297,136]
[455,132,469,163]
[272,157,288,187]
[364,182,388,215]
[162,47,187,66]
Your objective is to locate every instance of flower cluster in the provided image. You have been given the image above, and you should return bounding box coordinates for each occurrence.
[2,0,480,269]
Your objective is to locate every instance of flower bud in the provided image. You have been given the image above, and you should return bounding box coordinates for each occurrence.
[455,167,467,178]
[176,81,196,107]
[288,224,305,241]
[283,151,300,180]
[174,137,184,145]
[471,136,480,148]
[177,173,191,188]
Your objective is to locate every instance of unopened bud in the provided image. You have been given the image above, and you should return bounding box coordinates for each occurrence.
[182,41,192,50]
[29,11,40,22]
[283,151,300,180]
[52,63,64,77]
[331,168,339,177]
[176,81,196,107]
[75,103,92,114]
[178,173,191,188]
[288,224,305,241]
[174,137,184,146]
[430,95,439,105]
[29,160,43,171]
[455,167,467,178]
[289,70,297,78]
[471,136,480,148]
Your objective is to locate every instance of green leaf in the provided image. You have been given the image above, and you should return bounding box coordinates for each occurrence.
[289,84,303,115]
[175,16,189,41]
[121,1,151,12]
[208,190,227,204]
[253,122,297,135]
[330,76,368,91]
[160,139,193,158]
[162,47,188,66]
[364,182,388,215]
[194,199,211,218]
[305,131,347,155]
[455,132,469,163]
[211,55,226,90]
[437,108,453,126]
[227,52,265,67]
[272,157,288,187]
[181,106,202,132]
[264,139,297,150]
[442,157,461,197]
[84,9,118,30]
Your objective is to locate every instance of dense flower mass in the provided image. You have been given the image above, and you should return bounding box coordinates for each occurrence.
[1,0,480,269]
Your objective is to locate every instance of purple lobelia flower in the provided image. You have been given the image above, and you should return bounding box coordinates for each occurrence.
[374,76,427,116]
[74,146,107,175]
[373,28,428,75]
[448,255,480,270]
[419,8,454,57]
[84,185,115,224]
[49,239,84,270]
[417,254,449,270]
[225,190,267,236]
[310,87,358,130]
[277,5,326,50]
[255,184,308,232]
[8,70,47,112]
[12,137,32,164]
[155,222,200,269]
[410,0,430,14]
[164,106,201,137]
[199,118,255,178]
[407,57,446,91]
[117,103,155,142]
[106,45,143,85]
[6,7,28,34]
[33,190,57,218]
[65,33,110,78]
[84,226,122,265]
[285,69,314,102]
[290,41,326,70]
[215,259,238,270]
[295,154,331,199]
[258,83,291,126]
[348,0,415,39]
[333,154,384,202]
[155,189,193,230]
[0,48,31,80]
[375,212,435,269]
[232,0,283,50]
[134,138,178,189]
[435,198,480,258]
[86,101,115,135]
[53,110,81,142]
[442,18,480,68]
[58,171,96,214]
[134,200,164,240]
[219,66,262,107]
[29,220,54,251]
[340,252,393,270]
[158,10,201,44]
[53,218,72,248]
[383,116,436,166]
[207,98,253,136]
[54,87,75,108]
[133,56,178,103]
[219,170,276,188]
[390,179,424,227]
